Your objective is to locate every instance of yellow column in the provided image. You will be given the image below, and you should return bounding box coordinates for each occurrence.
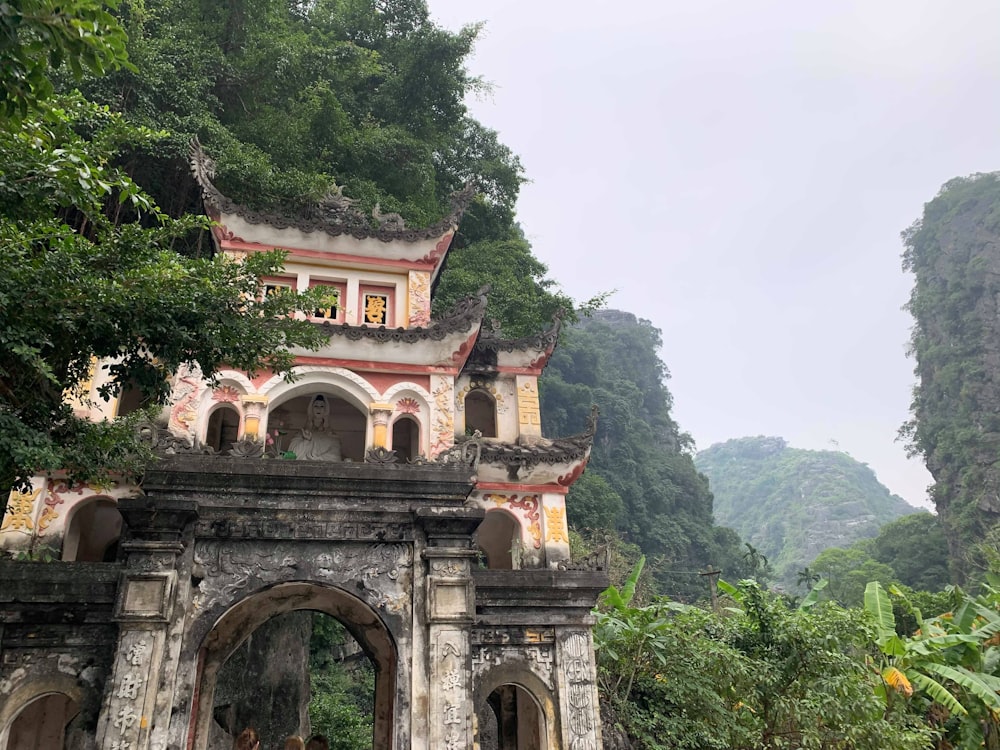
[239,395,269,440]
[370,402,394,449]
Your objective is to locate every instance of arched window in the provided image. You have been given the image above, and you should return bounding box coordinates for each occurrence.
[62,497,122,562]
[475,511,520,570]
[115,382,150,418]
[465,390,497,438]
[206,406,241,454]
[391,416,420,462]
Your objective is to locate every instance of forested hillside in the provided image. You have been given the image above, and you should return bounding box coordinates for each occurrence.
[695,436,917,586]
[902,173,1000,583]
[540,311,751,598]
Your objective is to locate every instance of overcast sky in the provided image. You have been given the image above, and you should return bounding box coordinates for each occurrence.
[428,0,1000,510]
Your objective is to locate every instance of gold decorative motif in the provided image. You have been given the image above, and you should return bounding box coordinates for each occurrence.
[364,294,388,324]
[517,381,541,428]
[1,488,41,531]
[545,506,569,543]
[487,494,507,508]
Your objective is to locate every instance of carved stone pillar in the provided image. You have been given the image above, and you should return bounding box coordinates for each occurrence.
[556,629,604,750]
[239,395,268,440]
[96,498,197,750]
[417,507,483,750]
[370,402,394,449]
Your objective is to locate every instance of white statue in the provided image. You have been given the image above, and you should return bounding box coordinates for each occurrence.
[289,395,342,461]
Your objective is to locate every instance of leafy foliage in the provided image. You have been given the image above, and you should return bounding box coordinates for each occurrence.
[595,576,929,750]
[308,614,373,750]
[695,436,918,588]
[865,580,1000,749]
[0,0,131,119]
[901,172,1000,583]
[0,15,331,510]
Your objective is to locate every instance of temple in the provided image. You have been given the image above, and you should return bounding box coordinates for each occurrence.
[0,145,607,749]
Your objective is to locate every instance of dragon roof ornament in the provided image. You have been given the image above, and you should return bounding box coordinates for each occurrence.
[475,309,564,354]
[440,405,599,473]
[189,138,477,243]
[315,286,489,344]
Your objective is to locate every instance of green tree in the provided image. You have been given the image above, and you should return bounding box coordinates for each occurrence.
[871,512,951,591]
[595,576,929,750]
[0,93,330,513]
[1,0,130,119]
[811,545,897,607]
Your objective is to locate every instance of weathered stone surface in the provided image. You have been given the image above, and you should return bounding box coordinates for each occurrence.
[0,460,606,750]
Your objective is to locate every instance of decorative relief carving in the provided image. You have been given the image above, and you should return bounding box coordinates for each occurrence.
[430,559,466,576]
[212,385,242,403]
[195,517,411,541]
[1,488,40,531]
[193,542,412,611]
[395,397,420,414]
[126,552,176,573]
[545,506,569,543]
[563,632,600,750]
[168,365,205,435]
[430,377,455,458]
[408,271,431,327]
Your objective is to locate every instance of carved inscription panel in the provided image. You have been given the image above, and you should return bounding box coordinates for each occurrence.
[192,541,413,616]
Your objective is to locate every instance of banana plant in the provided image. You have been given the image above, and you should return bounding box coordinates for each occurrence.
[594,556,689,712]
[865,581,1000,748]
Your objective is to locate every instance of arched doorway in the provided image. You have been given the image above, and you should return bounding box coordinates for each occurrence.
[61,496,122,562]
[205,405,241,454]
[191,582,397,750]
[0,691,79,750]
[476,510,521,569]
[465,390,497,437]
[390,416,420,461]
[476,683,548,750]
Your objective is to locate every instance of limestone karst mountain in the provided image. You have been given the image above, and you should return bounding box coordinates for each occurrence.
[694,436,918,586]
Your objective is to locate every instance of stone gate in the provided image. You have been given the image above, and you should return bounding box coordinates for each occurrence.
[0,145,608,749]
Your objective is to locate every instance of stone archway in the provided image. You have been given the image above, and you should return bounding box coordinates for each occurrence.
[61,495,122,562]
[476,510,521,569]
[191,581,398,750]
[0,677,83,750]
[474,668,558,750]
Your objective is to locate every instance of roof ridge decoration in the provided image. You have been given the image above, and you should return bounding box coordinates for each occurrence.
[476,309,564,354]
[439,405,600,476]
[316,285,489,344]
[189,138,477,243]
